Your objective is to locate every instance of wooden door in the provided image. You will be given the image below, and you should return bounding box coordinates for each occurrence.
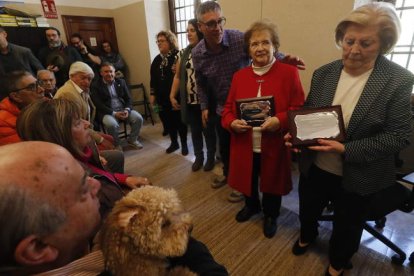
[62,15,118,55]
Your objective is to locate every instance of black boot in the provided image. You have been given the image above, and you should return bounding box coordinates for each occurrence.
[203,156,215,171]
[263,216,277,238]
[166,142,179,154]
[192,157,204,171]
[181,140,188,156]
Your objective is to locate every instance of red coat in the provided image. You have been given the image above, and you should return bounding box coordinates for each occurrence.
[0,97,21,146]
[222,62,304,196]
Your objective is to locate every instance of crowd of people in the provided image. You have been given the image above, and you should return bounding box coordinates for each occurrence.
[0,1,413,275]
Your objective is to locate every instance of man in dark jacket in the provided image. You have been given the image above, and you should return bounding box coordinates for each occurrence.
[38,27,82,87]
[0,27,43,76]
[91,62,143,150]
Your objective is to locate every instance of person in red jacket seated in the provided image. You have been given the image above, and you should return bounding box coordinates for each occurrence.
[0,70,45,146]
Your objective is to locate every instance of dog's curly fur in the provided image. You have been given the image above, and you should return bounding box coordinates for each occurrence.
[100,186,196,276]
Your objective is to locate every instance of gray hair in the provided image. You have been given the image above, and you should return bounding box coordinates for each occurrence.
[37,69,55,79]
[335,2,400,54]
[196,1,222,21]
[69,61,95,78]
[4,71,32,96]
[0,185,66,266]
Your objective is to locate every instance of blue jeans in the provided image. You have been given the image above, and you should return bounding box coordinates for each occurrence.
[102,110,143,146]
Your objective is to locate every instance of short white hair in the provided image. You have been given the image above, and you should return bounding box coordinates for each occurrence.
[69,61,94,78]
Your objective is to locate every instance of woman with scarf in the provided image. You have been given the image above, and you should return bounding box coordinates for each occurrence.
[150,30,188,155]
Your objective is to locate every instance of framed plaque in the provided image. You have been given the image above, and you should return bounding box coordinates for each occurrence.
[288,105,346,147]
[236,96,274,126]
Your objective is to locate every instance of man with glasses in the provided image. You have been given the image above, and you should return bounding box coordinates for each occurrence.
[192,1,305,203]
[0,71,45,145]
[70,33,101,76]
[37,69,57,99]
[38,27,82,87]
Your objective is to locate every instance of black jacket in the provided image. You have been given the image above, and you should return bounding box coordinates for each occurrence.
[91,77,132,122]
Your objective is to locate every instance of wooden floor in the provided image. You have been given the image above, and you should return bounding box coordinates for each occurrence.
[121,122,414,275]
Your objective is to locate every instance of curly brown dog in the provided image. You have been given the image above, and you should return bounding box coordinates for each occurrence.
[100,186,196,276]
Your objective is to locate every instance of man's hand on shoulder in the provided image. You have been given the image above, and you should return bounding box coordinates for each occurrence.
[280,54,306,70]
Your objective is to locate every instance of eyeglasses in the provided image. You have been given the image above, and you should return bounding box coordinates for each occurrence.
[249,40,272,50]
[38,79,55,87]
[199,17,226,30]
[14,81,39,93]
[156,39,167,44]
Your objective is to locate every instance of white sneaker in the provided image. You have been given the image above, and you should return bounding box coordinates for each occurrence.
[128,140,143,149]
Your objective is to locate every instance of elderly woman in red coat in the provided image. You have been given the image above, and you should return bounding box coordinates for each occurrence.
[221,20,304,238]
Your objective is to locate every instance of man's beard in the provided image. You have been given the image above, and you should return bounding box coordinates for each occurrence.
[49,40,62,48]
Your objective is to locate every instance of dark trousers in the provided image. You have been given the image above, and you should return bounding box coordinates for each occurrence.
[299,165,401,270]
[160,105,187,146]
[245,153,281,218]
[329,192,368,269]
[169,237,228,275]
[298,165,342,243]
[187,104,216,160]
[211,113,230,177]
[158,106,168,132]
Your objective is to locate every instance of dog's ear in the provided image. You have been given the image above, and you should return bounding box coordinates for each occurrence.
[117,205,146,228]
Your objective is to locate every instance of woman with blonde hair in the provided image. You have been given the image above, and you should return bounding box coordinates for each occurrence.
[286,3,414,275]
[17,99,151,218]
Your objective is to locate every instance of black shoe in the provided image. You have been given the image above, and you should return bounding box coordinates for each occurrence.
[203,158,215,171]
[235,206,260,223]
[181,145,189,156]
[263,216,277,238]
[292,237,316,255]
[166,143,179,154]
[192,158,204,171]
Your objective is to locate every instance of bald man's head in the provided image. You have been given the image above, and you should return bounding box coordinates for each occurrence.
[0,142,101,274]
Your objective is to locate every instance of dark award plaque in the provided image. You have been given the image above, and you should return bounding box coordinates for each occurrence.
[236,96,275,126]
[288,105,346,147]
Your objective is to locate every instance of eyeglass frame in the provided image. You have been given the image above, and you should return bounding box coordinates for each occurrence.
[14,81,40,93]
[198,17,226,30]
[156,38,168,44]
[38,79,56,87]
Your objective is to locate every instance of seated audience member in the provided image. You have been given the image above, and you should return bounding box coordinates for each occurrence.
[17,99,151,218]
[0,71,45,146]
[100,40,127,79]
[37,69,58,99]
[91,62,144,150]
[0,27,44,77]
[0,141,228,275]
[285,3,414,275]
[38,27,82,87]
[70,33,101,75]
[0,141,102,275]
[54,61,115,151]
